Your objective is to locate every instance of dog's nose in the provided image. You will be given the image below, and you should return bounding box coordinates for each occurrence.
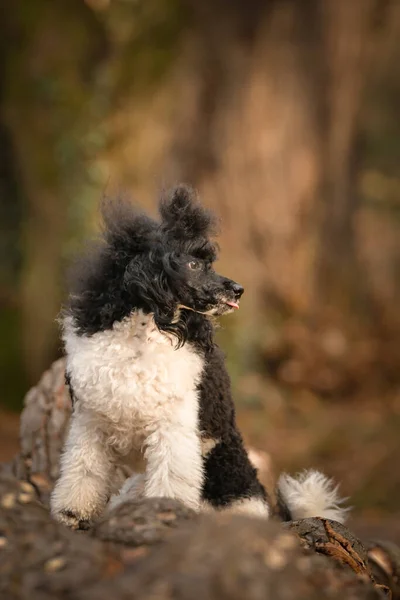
[232,283,244,298]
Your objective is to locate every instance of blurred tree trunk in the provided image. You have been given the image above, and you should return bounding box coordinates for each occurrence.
[0,0,397,393]
[0,0,108,382]
[314,0,377,318]
[172,0,381,331]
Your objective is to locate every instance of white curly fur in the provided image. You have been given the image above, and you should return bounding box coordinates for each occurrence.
[51,310,205,527]
[51,311,349,528]
[278,470,349,523]
[221,497,270,518]
[109,473,270,518]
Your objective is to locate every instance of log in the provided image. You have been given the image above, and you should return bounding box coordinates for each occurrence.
[367,541,400,600]
[0,469,391,600]
[3,360,399,599]
[13,358,71,504]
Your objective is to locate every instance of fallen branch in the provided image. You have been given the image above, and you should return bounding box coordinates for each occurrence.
[2,360,399,599]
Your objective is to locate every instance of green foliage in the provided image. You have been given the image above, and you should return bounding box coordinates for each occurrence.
[106,0,189,98]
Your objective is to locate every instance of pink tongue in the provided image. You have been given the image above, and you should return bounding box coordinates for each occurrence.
[226,300,239,309]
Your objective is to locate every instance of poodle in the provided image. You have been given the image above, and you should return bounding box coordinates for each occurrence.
[51,185,347,529]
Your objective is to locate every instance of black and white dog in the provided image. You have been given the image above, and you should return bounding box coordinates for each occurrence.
[51,185,347,529]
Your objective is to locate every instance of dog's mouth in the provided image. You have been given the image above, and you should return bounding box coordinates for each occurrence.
[178,297,240,316]
[213,296,241,315]
[223,299,240,310]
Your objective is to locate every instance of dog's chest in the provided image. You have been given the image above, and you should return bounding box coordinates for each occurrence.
[63,312,204,429]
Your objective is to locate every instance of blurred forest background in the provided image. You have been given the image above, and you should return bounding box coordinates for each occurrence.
[0,0,399,534]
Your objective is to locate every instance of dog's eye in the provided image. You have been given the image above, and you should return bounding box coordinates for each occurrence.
[188,260,201,270]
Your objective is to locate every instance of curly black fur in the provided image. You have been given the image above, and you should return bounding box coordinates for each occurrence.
[66,185,238,351]
[199,346,267,506]
[66,184,269,511]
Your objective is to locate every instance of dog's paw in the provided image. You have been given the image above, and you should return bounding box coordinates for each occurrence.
[53,509,92,530]
[51,475,107,528]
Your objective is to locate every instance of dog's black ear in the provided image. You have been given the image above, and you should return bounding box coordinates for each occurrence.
[101,195,157,251]
[159,184,217,241]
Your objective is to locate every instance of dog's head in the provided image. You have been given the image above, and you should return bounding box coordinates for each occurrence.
[158,184,243,317]
[68,185,243,342]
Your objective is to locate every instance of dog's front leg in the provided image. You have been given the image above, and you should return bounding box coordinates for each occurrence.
[51,410,113,529]
[143,417,203,511]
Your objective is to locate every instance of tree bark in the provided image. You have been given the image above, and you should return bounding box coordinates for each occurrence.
[14,358,72,501]
[4,359,399,599]
[314,0,377,318]
[0,468,396,600]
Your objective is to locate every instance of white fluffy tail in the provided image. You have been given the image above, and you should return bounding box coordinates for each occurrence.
[277,469,349,523]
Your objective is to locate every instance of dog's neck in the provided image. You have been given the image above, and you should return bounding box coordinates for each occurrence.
[156,306,215,354]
